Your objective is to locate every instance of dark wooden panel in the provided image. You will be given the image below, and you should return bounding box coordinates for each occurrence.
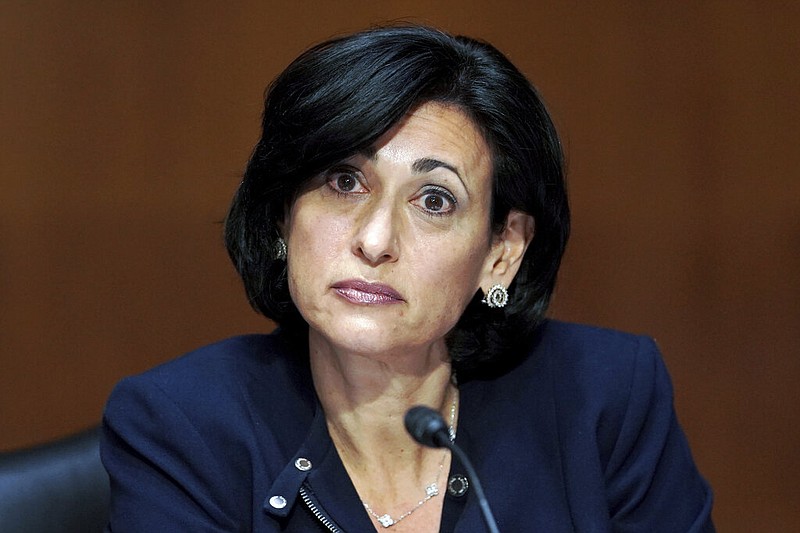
[2,2,797,530]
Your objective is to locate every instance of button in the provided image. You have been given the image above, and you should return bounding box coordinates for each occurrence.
[295,457,312,471]
[447,475,469,497]
[269,495,287,509]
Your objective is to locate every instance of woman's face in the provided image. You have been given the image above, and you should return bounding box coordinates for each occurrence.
[285,102,500,359]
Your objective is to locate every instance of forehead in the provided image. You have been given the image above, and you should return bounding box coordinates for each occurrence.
[368,102,493,183]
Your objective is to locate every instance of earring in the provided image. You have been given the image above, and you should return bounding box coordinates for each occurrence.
[482,284,508,308]
[273,237,287,261]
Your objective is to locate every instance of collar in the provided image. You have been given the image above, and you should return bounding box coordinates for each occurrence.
[262,405,329,519]
[262,401,377,531]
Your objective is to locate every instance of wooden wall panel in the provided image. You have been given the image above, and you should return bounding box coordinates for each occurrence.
[2,2,797,531]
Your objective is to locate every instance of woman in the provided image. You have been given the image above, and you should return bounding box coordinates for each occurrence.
[102,26,714,532]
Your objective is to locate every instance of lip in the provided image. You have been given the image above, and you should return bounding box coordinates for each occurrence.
[331,279,404,305]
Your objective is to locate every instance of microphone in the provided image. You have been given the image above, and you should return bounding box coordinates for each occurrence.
[404,405,452,447]
[404,406,501,533]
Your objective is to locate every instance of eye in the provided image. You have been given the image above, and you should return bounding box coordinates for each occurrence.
[335,173,357,192]
[424,194,445,211]
[413,187,457,216]
[326,168,367,195]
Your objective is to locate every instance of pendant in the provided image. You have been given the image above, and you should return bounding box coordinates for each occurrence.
[377,514,395,527]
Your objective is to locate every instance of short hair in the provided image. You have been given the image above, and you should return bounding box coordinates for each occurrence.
[225,25,570,378]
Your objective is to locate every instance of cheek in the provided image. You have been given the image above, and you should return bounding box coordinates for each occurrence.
[287,206,350,265]
[285,211,337,303]
[412,237,489,298]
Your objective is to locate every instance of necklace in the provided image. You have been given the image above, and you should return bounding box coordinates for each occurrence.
[362,388,458,528]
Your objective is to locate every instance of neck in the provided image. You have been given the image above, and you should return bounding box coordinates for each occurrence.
[308,329,459,530]
[308,327,455,472]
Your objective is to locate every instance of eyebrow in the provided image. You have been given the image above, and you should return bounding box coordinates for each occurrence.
[411,157,461,180]
[356,148,461,178]
[412,158,469,199]
[355,149,469,195]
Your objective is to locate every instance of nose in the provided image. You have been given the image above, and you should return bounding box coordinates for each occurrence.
[352,200,400,265]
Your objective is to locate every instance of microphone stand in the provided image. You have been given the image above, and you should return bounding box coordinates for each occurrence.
[405,406,501,533]
[441,437,501,533]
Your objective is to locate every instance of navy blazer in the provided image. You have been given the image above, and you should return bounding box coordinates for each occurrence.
[101,320,714,532]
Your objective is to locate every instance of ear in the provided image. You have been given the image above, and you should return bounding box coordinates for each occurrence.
[479,210,535,293]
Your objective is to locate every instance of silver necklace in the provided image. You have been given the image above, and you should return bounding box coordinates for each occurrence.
[362,389,458,528]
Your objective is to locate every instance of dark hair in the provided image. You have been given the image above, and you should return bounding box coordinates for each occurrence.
[225,25,569,378]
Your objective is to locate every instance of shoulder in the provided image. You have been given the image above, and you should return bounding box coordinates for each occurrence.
[502,320,663,394]
[100,334,310,529]
[132,334,285,386]
[494,320,671,451]
[467,321,714,530]
[530,320,663,393]
[534,319,658,365]
[106,335,272,405]
[526,320,678,467]
[103,332,312,438]
[533,319,668,416]
[530,322,713,530]
[469,319,669,436]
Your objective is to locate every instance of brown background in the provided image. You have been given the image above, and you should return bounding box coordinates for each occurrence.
[2,1,798,531]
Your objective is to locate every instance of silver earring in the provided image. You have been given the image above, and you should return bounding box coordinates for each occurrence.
[273,237,287,260]
[482,284,508,308]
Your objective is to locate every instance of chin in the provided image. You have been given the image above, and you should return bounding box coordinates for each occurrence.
[332,321,395,350]
[309,317,412,356]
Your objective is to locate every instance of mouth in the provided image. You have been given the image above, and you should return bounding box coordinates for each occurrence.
[331,279,404,305]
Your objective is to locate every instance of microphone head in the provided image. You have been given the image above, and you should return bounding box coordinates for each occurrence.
[404,405,450,448]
